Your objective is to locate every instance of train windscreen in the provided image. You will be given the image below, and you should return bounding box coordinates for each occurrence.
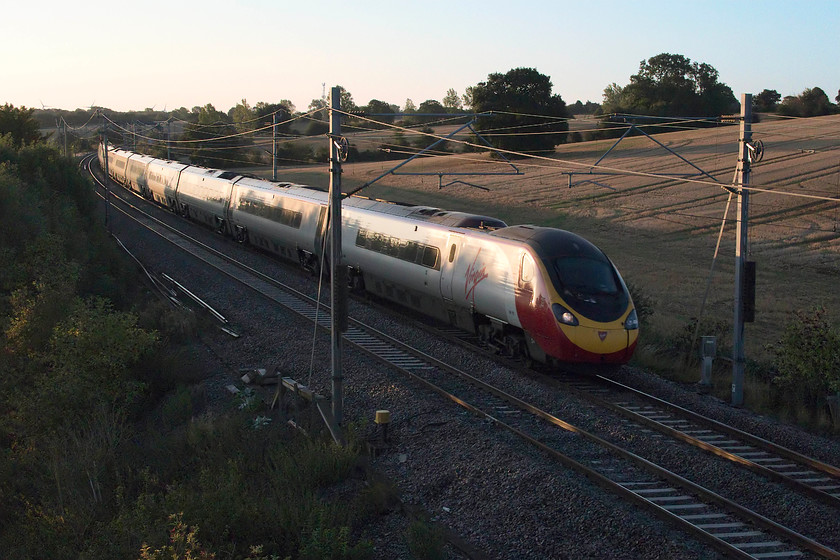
[546,256,628,321]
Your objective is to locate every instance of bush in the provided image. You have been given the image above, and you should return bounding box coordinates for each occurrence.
[406,520,446,560]
[668,317,731,361]
[767,306,840,406]
[625,280,655,328]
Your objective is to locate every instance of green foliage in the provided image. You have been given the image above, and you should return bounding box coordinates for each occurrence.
[254,101,294,130]
[0,103,44,147]
[768,307,840,404]
[229,98,256,133]
[97,413,370,560]
[668,317,732,362]
[754,89,782,112]
[361,99,398,128]
[406,520,446,560]
[442,88,463,112]
[299,524,372,560]
[469,67,569,155]
[625,280,655,328]
[34,298,155,426]
[568,100,601,115]
[139,513,216,560]
[415,100,446,124]
[778,87,838,117]
[601,53,737,118]
[179,103,249,167]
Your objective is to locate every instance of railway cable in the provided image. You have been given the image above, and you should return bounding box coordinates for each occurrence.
[339,108,840,205]
[84,154,840,558]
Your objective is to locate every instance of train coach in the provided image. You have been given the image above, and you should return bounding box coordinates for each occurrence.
[98,144,638,366]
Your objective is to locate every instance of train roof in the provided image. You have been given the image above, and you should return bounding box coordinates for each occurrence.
[490,225,607,261]
[101,146,508,231]
[343,197,506,230]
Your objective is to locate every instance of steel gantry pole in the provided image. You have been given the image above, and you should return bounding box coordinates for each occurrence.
[329,86,345,426]
[732,93,752,406]
[272,112,278,181]
[101,111,111,234]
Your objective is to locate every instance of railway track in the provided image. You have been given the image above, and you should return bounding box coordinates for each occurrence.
[83,154,840,559]
[427,321,840,510]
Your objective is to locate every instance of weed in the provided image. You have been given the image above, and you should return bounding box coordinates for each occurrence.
[406,520,446,560]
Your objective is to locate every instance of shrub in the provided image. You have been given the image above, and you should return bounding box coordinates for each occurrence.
[406,520,446,560]
[625,280,655,328]
[768,306,840,406]
[668,317,731,362]
[139,513,215,560]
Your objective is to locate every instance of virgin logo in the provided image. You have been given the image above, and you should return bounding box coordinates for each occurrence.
[465,248,488,301]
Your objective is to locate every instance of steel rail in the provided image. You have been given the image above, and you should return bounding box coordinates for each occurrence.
[417,313,840,510]
[83,155,838,559]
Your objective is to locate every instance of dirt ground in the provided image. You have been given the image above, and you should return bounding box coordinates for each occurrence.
[255,114,840,362]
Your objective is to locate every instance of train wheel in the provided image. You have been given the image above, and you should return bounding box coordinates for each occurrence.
[503,334,522,358]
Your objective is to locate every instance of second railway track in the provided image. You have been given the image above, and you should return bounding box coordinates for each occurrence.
[83,154,840,559]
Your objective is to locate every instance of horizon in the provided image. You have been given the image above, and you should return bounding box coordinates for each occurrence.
[3,0,837,114]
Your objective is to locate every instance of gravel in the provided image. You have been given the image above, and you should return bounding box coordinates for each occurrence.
[107,193,840,560]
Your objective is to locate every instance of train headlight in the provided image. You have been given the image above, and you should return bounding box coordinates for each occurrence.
[624,309,639,330]
[552,303,579,326]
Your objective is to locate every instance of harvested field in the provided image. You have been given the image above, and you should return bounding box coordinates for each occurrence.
[254,114,840,362]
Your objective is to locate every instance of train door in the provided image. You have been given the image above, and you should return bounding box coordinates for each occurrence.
[440,232,464,301]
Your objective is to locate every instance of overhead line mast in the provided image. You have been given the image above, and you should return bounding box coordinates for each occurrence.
[732,93,754,407]
[329,86,346,426]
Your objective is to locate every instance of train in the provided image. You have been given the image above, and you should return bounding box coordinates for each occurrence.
[98,143,638,366]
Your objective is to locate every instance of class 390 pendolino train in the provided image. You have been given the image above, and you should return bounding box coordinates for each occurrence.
[98,143,638,367]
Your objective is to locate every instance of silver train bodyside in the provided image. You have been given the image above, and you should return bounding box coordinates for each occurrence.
[98,144,638,365]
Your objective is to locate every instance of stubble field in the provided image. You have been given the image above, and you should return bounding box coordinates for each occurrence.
[260,114,840,365]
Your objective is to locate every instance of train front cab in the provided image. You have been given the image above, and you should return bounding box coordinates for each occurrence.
[500,226,639,365]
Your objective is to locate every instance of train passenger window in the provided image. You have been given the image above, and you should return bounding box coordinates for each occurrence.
[422,246,439,269]
[448,244,456,263]
[520,254,535,284]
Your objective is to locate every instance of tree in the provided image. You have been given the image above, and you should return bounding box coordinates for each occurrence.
[468,67,569,155]
[229,99,255,133]
[328,86,356,112]
[601,53,737,117]
[778,87,837,117]
[568,100,601,115]
[0,104,44,148]
[254,101,293,130]
[179,104,243,167]
[402,99,416,113]
[362,99,398,127]
[416,99,447,124]
[308,98,328,114]
[442,88,463,111]
[754,89,781,112]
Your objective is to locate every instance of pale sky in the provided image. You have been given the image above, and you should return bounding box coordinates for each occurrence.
[2,0,837,113]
